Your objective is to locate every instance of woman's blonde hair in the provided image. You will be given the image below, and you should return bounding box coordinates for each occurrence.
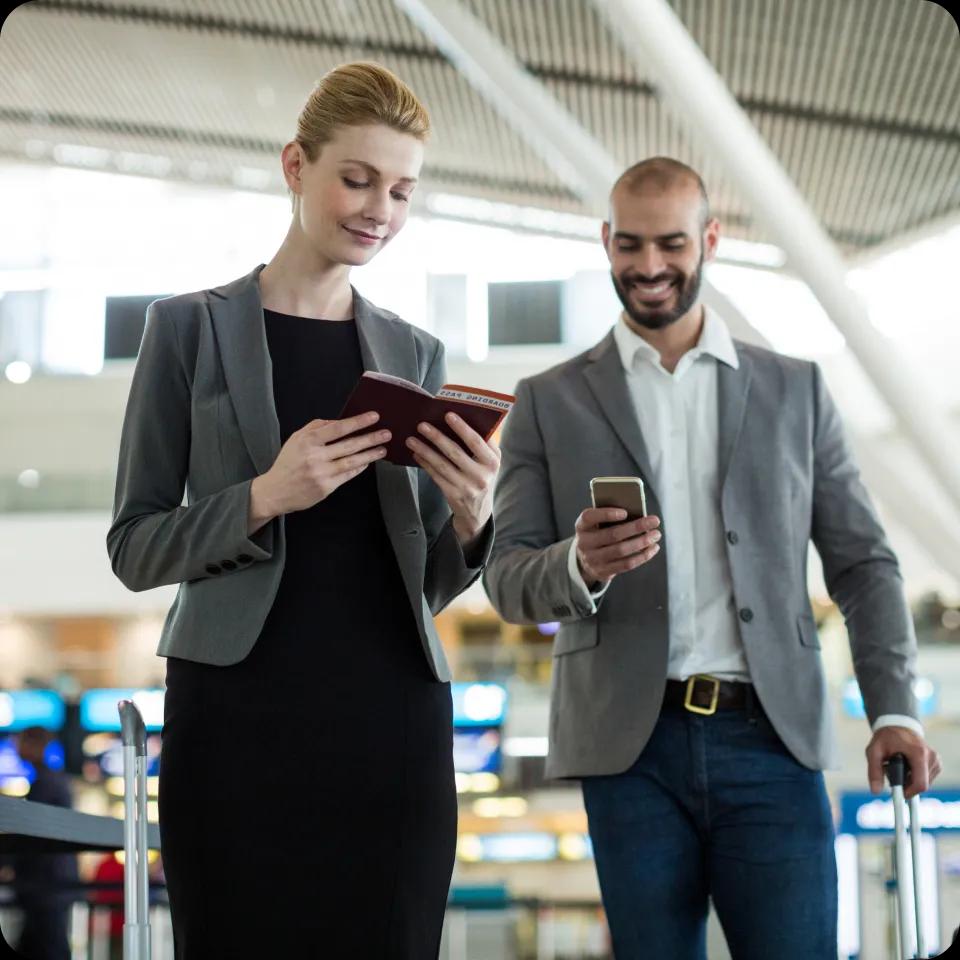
[295,61,431,161]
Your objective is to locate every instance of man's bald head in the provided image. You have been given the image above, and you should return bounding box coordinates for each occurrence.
[611,157,710,228]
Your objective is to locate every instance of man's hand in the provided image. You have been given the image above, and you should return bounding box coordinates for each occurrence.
[866,726,941,799]
[574,507,661,588]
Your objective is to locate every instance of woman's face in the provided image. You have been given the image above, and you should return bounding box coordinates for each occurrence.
[283,123,424,267]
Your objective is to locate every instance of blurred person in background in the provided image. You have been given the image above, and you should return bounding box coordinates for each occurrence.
[107,62,499,959]
[12,726,78,960]
[484,158,941,959]
[89,852,123,960]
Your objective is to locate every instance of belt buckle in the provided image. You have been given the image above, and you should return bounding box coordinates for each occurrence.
[684,675,720,716]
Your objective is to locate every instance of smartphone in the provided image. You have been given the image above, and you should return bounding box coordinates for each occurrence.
[590,476,647,527]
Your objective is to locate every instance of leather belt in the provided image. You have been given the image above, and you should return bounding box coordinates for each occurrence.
[662,676,757,716]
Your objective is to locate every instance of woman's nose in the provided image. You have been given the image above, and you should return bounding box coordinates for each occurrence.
[363,189,391,225]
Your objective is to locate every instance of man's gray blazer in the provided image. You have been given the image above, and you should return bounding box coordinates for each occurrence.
[483,328,918,779]
[108,264,491,679]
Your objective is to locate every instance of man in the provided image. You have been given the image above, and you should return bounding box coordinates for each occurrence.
[483,158,941,958]
[13,726,78,960]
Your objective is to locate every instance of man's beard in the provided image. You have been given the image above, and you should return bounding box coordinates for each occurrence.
[611,254,704,330]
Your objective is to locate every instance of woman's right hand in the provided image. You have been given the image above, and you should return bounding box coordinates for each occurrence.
[248,412,389,531]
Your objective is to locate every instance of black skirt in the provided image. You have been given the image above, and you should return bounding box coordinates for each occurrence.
[159,311,457,958]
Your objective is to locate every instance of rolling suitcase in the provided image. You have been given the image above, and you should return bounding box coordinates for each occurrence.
[118,699,152,960]
[883,752,929,960]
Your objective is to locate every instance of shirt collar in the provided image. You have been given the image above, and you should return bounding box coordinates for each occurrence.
[612,304,740,373]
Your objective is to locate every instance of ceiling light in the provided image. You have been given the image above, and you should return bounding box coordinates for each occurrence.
[16,469,40,489]
[5,360,32,383]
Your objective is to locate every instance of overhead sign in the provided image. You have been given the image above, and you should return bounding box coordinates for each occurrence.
[839,790,960,835]
[0,690,65,731]
[452,682,507,726]
[80,689,165,732]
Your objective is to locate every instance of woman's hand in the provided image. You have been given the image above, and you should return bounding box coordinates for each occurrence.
[405,413,500,546]
[249,412,389,532]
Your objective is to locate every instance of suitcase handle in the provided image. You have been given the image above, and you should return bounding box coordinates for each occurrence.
[119,699,148,756]
[882,752,927,958]
[118,699,151,960]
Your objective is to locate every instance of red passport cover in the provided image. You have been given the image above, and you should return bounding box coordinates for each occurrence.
[339,372,515,467]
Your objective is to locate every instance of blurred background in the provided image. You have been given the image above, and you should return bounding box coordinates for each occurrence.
[0,0,958,957]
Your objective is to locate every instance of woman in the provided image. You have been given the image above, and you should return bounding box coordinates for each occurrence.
[107,62,499,958]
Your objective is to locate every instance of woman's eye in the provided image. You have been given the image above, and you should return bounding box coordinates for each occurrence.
[391,193,410,203]
[342,177,368,189]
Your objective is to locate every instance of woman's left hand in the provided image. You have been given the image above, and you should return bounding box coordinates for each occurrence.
[406,413,500,546]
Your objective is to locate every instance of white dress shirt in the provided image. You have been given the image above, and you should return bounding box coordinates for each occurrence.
[567,308,921,736]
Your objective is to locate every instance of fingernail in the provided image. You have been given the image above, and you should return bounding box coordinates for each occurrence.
[447,413,460,423]
[406,438,416,448]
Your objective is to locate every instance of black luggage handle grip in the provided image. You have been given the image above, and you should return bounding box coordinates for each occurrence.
[883,752,909,788]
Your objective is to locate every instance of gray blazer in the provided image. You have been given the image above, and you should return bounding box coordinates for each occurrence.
[108,264,491,680]
[483,330,918,778]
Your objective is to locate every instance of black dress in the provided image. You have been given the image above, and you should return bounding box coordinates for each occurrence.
[159,310,457,958]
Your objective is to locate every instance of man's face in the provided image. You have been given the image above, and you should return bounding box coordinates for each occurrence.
[603,183,718,330]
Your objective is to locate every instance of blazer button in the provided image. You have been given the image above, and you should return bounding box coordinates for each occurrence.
[221,560,237,571]
[205,563,222,576]
[237,554,254,564]
[739,607,753,623]
[726,530,739,545]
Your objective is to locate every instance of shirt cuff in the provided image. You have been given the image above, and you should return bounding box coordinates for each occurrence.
[872,714,924,738]
[566,539,610,611]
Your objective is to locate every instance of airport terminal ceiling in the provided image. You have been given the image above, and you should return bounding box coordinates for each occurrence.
[0,0,957,250]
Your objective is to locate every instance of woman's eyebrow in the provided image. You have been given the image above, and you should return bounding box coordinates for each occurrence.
[340,159,418,185]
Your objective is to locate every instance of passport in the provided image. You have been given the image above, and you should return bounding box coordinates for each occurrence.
[339,371,515,467]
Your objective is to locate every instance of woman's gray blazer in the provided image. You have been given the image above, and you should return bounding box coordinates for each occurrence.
[107,264,492,680]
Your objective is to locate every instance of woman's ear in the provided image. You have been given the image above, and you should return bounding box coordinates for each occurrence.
[280,141,304,196]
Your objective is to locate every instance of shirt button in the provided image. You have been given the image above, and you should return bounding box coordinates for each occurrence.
[727,531,739,545]
[739,607,753,623]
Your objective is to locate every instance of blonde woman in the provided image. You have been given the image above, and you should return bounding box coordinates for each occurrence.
[108,63,499,958]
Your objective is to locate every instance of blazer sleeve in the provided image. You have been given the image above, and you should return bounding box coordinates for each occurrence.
[106,300,274,592]
[417,338,493,614]
[809,361,918,722]
[482,377,591,625]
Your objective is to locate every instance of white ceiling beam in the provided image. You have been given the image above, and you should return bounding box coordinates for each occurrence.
[591,0,960,520]
[394,0,617,213]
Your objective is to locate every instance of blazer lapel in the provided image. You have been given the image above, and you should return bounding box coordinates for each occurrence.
[352,290,422,525]
[208,263,281,477]
[582,332,657,488]
[716,344,752,490]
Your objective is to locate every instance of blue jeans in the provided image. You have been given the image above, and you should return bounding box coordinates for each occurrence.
[581,704,837,959]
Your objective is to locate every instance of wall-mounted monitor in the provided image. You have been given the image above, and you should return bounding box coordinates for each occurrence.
[104,295,168,360]
[487,280,562,345]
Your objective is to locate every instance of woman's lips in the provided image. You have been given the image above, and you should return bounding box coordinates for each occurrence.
[343,226,383,245]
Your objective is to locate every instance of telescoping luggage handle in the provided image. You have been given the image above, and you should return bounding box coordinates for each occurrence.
[883,753,926,960]
[119,699,152,960]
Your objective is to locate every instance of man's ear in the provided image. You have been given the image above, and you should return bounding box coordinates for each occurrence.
[601,220,610,250]
[702,217,720,264]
